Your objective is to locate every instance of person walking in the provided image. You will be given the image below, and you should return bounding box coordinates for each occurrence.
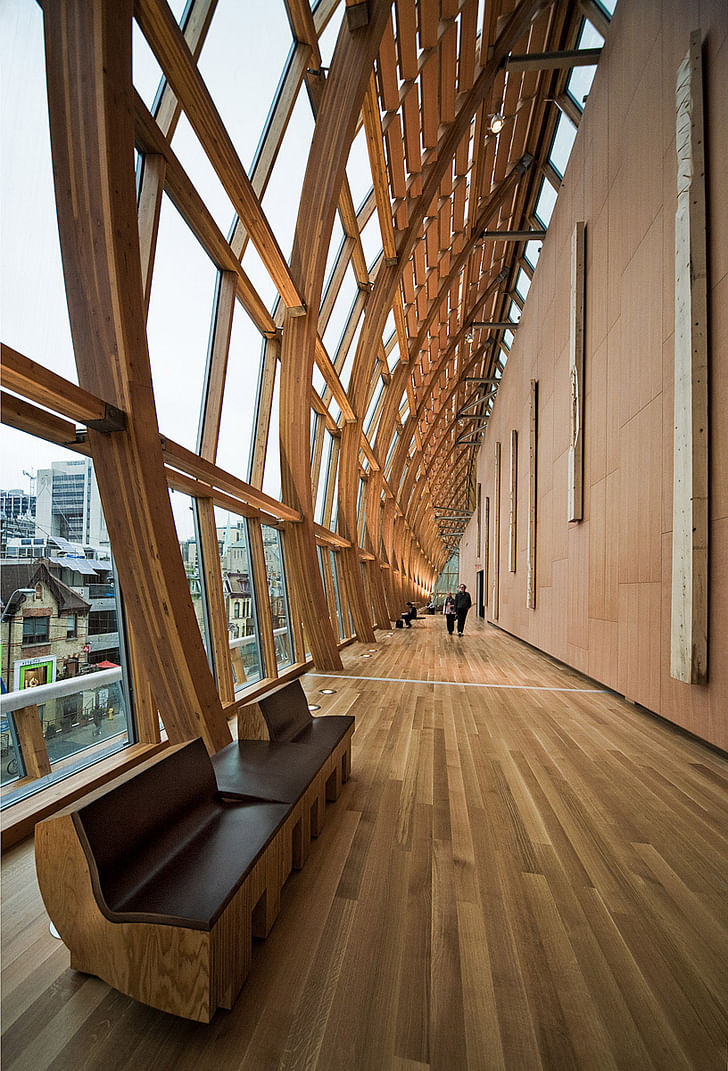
[442,592,456,635]
[454,583,472,636]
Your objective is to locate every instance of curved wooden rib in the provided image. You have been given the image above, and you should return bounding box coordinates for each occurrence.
[43,0,230,753]
[279,1,392,658]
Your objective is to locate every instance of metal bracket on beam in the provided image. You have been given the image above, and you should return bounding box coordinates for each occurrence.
[84,404,127,435]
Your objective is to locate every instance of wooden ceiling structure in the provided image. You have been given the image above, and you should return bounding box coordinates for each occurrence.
[2,0,610,749]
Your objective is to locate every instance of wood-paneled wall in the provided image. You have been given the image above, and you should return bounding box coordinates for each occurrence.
[459,0,728,750]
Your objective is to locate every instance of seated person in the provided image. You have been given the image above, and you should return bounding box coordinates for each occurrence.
[401,602,417,628]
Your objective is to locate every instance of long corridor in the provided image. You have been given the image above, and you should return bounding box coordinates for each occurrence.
[3,616,728,1070]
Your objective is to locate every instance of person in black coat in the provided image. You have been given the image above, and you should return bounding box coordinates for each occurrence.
[454,584,472,636]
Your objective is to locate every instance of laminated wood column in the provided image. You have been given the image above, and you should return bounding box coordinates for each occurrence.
[671,31,709,684]
[42,0,230,753]
[13,706,51,780]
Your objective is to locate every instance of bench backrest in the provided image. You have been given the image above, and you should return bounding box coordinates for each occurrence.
[257,679,313,743]
[74,738,217,877]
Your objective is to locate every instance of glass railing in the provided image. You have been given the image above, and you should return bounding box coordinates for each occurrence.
[0,667,132,809]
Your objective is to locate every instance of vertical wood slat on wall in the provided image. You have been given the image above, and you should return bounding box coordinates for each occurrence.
[568,221,585,522]
[671,29,709,684]
[492,441,501,619]
[509,429,517,572]
[484,495,490,606]
[527,379,537,608]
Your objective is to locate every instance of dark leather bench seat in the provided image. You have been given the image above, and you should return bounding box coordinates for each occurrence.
[211,739,324,805]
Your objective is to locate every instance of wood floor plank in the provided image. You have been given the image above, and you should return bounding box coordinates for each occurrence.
[2,614,726,1070]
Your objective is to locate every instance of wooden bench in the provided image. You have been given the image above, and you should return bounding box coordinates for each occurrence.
[35,680,354,1022]
[211,679,355,865]
[35,739,299,1022]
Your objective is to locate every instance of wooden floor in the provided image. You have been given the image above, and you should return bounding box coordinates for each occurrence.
[2,616,727,1070]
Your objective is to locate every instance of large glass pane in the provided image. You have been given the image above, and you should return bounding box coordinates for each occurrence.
[170,113,237,235]
[0,432,134,807]
[534,176,558,227]
[346,126,374,212]
[133,21,164,112]
[214,509,264,690]
[322,263,358,355]
[262,88,315,259]
[261,526,294,669]
[216,299,262,481]
[549,112,577,179]
[146,195,218,449]
[198,0,292,173]
[169,488,207,650]
[262,366,281,500]
[329,550,346,639]
[566,21,605,111]
[1,0,76,383]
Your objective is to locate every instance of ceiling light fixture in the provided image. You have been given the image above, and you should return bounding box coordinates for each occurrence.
[489,112,506,134]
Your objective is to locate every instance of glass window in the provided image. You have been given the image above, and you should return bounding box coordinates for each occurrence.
[322,215,346,300]
[216,299,262,481]
[549,112,577,179]
[329,550,350,639]
[198,0,293,173]
[261,526,294,669]
[515,268,531,301]
[262,365,281,500]
[317,10,344,70]
[534,176,558,227]
[214,509,264,690]
[170,488,208,651]
[22,617,49,646]
[315,433,335,524]
[170,113,238,235]
[132,20,164,112]
[0,432,133,806]
[360,210,383,272]
[322,263,358,355]
[346,127,373,212]
[524,239,542,269]
[1,0,77,383]
[566,21,605,111]
[262,86,315,259]
[146,195,218,449]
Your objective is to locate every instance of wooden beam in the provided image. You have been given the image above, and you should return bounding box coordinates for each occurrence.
[671,31,708,685]
[504,48,602,71]
[568,221,586,522]
[43,0,230,754]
